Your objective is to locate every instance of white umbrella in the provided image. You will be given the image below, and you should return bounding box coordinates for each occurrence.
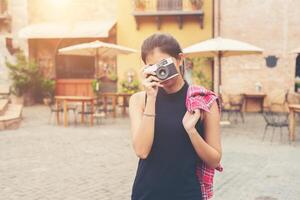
[183,37,263,92]
[59,40,137,77]
[59,40,137,58]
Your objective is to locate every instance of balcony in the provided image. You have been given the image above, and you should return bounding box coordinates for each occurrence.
[132,0,204,30]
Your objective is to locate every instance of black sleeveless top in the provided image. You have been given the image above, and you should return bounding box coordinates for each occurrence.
[131,81,203,200]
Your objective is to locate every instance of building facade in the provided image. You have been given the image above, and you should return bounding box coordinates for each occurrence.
[117,0,214,90]
[218,0,300,110]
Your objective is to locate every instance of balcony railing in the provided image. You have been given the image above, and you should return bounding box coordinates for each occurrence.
[132,0,204,30]
[133,0,203,11]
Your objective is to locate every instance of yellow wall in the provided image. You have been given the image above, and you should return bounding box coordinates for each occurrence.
[116,0,213,90]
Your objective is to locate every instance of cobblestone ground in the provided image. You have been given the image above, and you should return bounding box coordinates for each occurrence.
[0,106,299,200]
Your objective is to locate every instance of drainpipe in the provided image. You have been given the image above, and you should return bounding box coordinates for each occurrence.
[212,0,215,91]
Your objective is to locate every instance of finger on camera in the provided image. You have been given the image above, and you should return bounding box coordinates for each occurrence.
[147,75,160,82]
[152,82,164,88]
[143,70,156,78]
[147,82,161,88]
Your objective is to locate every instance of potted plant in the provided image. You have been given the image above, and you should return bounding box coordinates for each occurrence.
[92,79,102,95]
[107,71,118,82]
[121,79,140,94]
[41,79,55,105]
[134,0,146,11]
[189,0,203,10]
[6,51,42,106]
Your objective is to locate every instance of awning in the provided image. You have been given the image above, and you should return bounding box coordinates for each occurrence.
[18,20,116,39]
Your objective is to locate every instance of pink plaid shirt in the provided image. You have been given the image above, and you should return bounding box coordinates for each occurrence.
[185,85,223,200]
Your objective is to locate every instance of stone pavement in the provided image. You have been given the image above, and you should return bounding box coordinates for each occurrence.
[0,106,299,200]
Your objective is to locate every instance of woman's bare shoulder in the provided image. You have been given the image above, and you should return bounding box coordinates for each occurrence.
[129,91,146,109]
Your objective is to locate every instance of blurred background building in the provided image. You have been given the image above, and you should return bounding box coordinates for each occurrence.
[0,0,300,111]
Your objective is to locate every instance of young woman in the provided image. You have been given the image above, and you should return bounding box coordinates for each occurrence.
[129,33,222,200]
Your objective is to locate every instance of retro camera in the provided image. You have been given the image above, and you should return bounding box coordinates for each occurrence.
[143,57,179,82]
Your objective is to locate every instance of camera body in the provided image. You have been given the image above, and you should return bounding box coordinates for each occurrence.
[144,57,179,82]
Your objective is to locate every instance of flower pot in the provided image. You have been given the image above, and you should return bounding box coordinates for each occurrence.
[23,90,36,106]
[190,0,203,10]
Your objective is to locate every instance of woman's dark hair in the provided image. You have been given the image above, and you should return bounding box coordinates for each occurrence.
[141,33,183,63]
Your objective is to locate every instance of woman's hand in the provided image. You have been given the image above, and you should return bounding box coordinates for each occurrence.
[182,109,202,133]
[142,69,163,98]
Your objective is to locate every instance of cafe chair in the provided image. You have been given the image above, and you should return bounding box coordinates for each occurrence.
[117,96,130,116]
[262,111,289,143]
[102,97,115,118]
[47,99,63,124]
[219,93,231,121]
[269,89,290,112]
[48,100,78,125]
[228,94,245,123]
[67,103,78,124]
[93,98,106,124]
[78,103,94,124]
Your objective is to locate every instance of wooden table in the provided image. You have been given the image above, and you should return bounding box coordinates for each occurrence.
[243,93,267,112]
[288,104,300,142]
[55,96,94,127]
[100,93,132,117]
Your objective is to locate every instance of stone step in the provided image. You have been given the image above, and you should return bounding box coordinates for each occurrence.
[0,99,9,116]
[0,104,23,131]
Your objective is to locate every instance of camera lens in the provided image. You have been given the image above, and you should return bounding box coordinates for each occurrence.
[156,66,169,80]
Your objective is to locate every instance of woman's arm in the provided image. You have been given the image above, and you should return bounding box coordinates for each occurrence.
[129,70,162,159]
[129,92,156,159]
[182,101,222,168]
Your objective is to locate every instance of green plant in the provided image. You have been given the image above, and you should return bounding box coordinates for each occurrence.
[92,79,102,94]
[134,0,146,9]
[189,0,203,9]
[5,51,42,98]
[108,72,118,82]
[188,57,212,89]
[41,79,55,98]
[121,79,140,94]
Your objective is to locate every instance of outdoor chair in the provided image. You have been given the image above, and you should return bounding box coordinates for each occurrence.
[67,103,78,124]
[93,97,106,124]
[262,111,289,143]
[48,100,63,124]
[48,97,78,125]
[228,94,245,123]
[102,97,115,117]
[117,96,130,116]
[219,93,231,121]
[269,89,289,112]
[78,103,94,124]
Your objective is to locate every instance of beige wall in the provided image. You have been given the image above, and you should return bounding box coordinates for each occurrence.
[27,0,116,23]
[117,0,214,91]
[219,0,300,108]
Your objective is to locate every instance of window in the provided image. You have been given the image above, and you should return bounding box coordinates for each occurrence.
[56,55,95,79]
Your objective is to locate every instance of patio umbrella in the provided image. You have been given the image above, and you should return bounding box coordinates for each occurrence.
[58,40,137,77]
[183,37,263,92]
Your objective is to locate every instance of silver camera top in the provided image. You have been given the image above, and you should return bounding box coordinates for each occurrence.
[143,57,179,81]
